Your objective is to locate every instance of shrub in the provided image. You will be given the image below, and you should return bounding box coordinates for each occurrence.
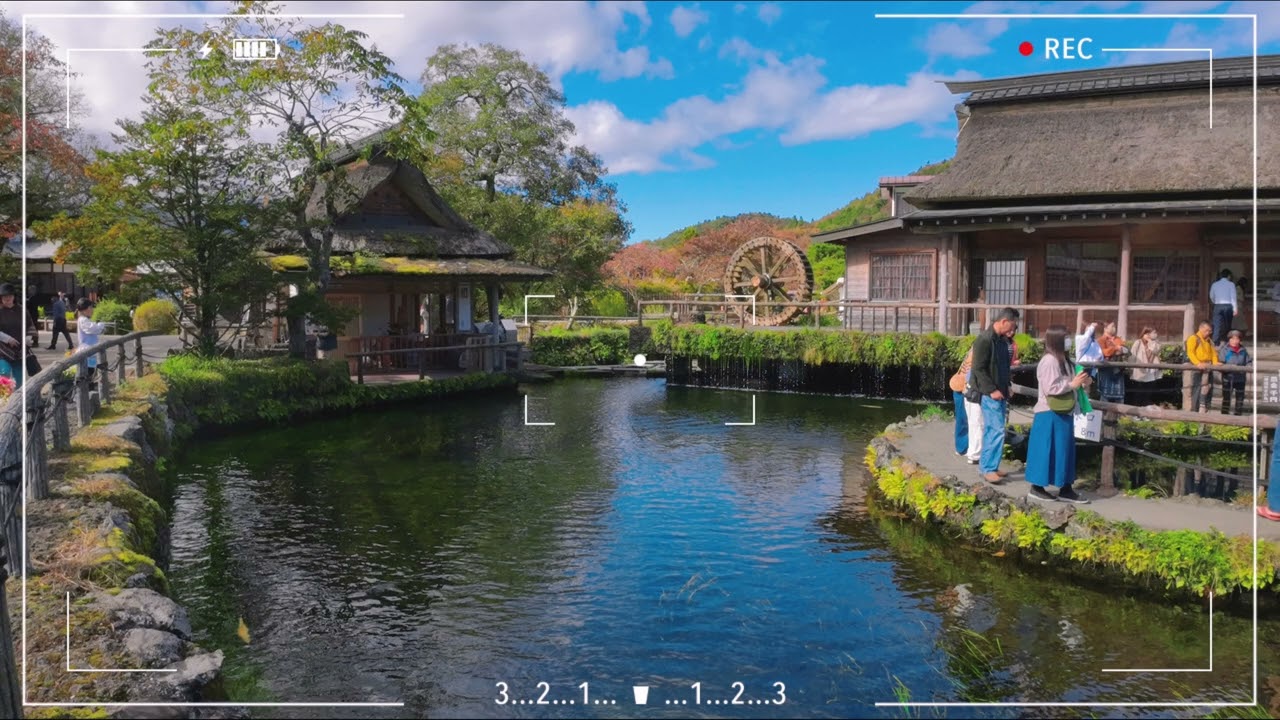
[529,326,630,366]
[133,299,179,334]
[91,298,132,333]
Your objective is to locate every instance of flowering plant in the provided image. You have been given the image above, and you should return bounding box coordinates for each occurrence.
[0,376,15,400]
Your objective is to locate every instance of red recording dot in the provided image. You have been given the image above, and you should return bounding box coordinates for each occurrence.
[1019,41,1034,56]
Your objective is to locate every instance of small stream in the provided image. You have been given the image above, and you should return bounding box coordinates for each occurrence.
[164,379,1277,718]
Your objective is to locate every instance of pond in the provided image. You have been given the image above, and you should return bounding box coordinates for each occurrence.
[165,379,1277,718]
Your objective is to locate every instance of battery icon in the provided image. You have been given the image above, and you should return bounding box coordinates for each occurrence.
[231,38,279,61]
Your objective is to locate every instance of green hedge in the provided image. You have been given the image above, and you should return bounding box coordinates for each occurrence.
[92,299,133,333]
[649,320,976,368]
[529,327,631,366]
[158,355,516,430]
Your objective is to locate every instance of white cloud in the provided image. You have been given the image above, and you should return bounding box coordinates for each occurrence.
[733,3,747,13]
[697,34,713,52]
[669,4,709,38]
[718,37,770,63]
[10,0,676,144]
[757,3,782,25]
[567,55,970,174]
[922,19,1009,60]
[782,71,978,145]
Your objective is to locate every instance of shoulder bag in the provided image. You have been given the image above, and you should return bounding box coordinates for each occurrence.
[1047,391,1075,414]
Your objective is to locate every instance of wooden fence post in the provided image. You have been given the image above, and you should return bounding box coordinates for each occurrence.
[0,535,21,719]
[98,350,111,405]
[135,336,144,379]
[51,377,72,452]
[116,344,126,386]
[26,390,49,501]
[356,354,364,385]
[77,360,92,428]
[1097,411,1119,498]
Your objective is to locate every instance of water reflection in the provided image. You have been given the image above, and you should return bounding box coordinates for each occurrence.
[165,379,1275,719]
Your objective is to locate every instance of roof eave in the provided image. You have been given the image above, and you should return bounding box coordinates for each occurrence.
[813,217,906,243]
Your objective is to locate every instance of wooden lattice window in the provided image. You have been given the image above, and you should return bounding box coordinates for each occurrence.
[870,251,934,301]
[1132,254,1200,303]
[1045,242,1119,303]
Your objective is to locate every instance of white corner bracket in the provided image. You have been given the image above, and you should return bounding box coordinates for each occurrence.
[724,294,757,325]
[725,394,757,426]
[1102,591,1214,673]
[523,295,556,325]
[524,395,555,426]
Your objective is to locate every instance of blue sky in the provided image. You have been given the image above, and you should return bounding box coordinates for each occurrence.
[14,1,1280,242]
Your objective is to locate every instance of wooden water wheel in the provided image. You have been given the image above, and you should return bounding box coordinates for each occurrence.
[722,236,815,325]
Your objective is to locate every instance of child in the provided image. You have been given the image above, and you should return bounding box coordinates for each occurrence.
[75,298,107,382]
[1219,329,1251,415]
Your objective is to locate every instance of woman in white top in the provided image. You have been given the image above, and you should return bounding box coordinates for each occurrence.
[75,298,107,377]
[1026,324,1093,504]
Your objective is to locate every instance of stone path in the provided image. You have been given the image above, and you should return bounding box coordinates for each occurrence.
[894,415,1280,541]
[30,333,183,375]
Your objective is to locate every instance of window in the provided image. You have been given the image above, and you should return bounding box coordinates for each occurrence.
[871,252,934,301]
[1045,242,1119,303]
[1132,253,1200,303]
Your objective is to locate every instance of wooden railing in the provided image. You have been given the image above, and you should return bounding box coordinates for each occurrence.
[348,340,525,384]
[0,330,163,720]
[636,299,1199,340]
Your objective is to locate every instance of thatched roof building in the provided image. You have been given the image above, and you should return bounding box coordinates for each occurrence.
[817,53,1280,356]
[909,54,1280,209]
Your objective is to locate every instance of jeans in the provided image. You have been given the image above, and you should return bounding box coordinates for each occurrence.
[1190,370,1214,412]
[1212,304,1234,345]
[1270,439,1280,513]
[952,391,968,454]
[979,395,1008,473]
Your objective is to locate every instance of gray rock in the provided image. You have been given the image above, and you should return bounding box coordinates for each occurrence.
[124,628,185,667]
[96,588,193,640]
[1041,505,1076,532]
[100,415,146,449]
[110,706,187,720]
[125,573,151,589]
[162,650,225,697]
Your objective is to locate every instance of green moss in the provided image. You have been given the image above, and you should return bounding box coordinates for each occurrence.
[267,254,309,272]
[26,708,111,719]
[864,436,1280,597]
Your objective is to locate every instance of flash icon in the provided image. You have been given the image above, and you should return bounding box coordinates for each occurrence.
[231,38,279,61]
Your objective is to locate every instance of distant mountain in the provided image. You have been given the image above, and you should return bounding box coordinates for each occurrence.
[649,159,952,244]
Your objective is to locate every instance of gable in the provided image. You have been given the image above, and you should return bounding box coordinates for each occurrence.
[350,179,439,227]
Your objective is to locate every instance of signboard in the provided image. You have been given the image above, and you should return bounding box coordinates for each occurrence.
[1073,410,1104,442]
[1264,371,1280,406]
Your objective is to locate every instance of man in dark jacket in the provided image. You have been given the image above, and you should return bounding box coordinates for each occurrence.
[47,291,73,350]
[970,307,1020,483]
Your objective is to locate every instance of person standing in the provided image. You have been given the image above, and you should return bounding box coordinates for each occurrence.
[1026,325,1093,504]
[1185,321,1219,413]
[26,284,38,347]
[0,284,32,387]
[1130,327,1162,405]
[949,348,974,458]
[1219,330,1251,415]
[47,291,74,350]
[75,298,106,380]
[1259,429,1280,522]
[1096,321,1128,403]
[969,307,1020,484]
[1209,269,1238,345]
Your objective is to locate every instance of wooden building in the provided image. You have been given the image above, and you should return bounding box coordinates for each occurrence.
[817,54,1280,341]
[261,143,550,373]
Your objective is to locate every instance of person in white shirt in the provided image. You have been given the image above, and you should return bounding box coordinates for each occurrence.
[75,298,107,380]
[1209,269,1238,345]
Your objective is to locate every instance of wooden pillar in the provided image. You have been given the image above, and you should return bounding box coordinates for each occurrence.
[488,284,501,372]
[1117,225,1132,339]
[1182,304,1197,411]
[1098,411,1118,498]
[938,235,951,334]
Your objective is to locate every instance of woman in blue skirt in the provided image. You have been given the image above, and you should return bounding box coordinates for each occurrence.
[1026,325,1093,504]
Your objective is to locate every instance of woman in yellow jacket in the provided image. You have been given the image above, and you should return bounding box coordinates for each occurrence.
[1184,321,1220,412]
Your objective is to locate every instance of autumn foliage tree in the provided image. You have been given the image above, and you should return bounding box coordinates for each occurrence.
[602,242,681,307]
[0,11,88,267]
[673,216,809,292]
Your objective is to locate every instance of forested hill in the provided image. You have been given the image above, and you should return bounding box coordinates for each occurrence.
[648,159,951,246]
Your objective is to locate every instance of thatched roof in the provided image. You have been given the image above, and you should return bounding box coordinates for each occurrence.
[909,55,1280,207]
[265,253,551,280]
[266,157,514,258]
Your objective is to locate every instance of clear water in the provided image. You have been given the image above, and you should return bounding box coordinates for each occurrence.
[165,379,1276,719]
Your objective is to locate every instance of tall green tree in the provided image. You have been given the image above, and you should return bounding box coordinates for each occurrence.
[415,43,630,319]
[36,101,277,356]
[147,0,419,357]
